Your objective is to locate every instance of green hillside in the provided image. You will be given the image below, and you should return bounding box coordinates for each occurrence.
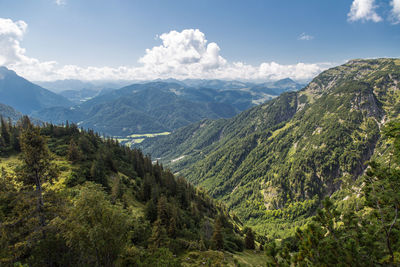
[0,118,263,266]
[142,58,400,236]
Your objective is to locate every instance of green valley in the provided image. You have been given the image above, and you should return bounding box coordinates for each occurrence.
[142,58,400,238]
[0,117,265,266]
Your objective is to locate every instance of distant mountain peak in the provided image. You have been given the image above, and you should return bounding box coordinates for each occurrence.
[0,67,72,114]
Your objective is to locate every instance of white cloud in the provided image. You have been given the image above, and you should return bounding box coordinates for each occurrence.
[55,0,66,6]
[390,0,400,24]
[348,0,382,22]
[0,18,330,82]
[298,33,314,41]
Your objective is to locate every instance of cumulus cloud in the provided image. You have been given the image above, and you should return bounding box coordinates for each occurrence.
[0,18,330,82]
[298,33,314,41]
[348,0,382,22]
[138,29,227,77]
[390,0,400,24]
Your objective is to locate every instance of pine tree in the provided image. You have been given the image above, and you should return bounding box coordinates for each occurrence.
[168,215,177,238]
[157,195,169,226]
[67,139,81,162]
[1,116,10,146]
[149,219,169,249]
[244,227,255,249]
[212,216,224,250]
[18,119,54,228]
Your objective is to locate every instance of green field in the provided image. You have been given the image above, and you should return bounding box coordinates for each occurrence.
[115,132,171,147]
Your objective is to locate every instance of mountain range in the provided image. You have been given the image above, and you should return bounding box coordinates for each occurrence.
[0,67,72,114]
[32,77,302,136]
[140,58,400,234]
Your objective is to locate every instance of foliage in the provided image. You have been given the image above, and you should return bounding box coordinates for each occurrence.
[266,120,400,265]
[0,118,244,266]
[142,58,400,237]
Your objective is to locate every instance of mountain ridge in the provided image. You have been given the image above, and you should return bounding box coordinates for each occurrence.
[141,58,400,234]
[0,66,72,114]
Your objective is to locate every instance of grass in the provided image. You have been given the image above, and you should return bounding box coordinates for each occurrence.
[115,132,171,147]
[180,250,268,266]
[0,152,74,192]
[127,132,171,138]
[0,154,20,173]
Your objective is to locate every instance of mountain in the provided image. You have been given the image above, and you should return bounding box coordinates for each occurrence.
[0,120,253,266]
[35,79,133,93]
[0,102,23,122]
[181,79,254,90]
[34,79,302,137]
[34,82,240,136]
[250,78,304,95]
[0,67,72,114]
[59,89,101,104]
[141,58,400,235]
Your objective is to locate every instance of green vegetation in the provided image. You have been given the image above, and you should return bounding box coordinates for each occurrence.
[0,117,257,266]
[116,132,171,147]
[142,58,400,238]
[265,120,400,265]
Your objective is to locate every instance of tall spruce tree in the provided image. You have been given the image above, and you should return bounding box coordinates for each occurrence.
[212,216,224,250]
[18,117,55,228]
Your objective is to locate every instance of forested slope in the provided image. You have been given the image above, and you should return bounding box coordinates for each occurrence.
[142,58,400,236]
[0,118,255,266]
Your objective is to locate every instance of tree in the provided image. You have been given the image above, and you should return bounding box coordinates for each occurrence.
[244,227,255,249]
[157,195,170,226]
[18,120,55,229]
[60,182,130,267]
[67,139,81,163]
[149,219,169,250]
[90,159,107,187]
[212,216,224,250]
[364,121,400,264]
[1,116,10,147]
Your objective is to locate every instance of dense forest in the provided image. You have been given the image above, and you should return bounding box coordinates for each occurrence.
[0,117,258,266]
[2,118,400,266]
[141,58,400,238]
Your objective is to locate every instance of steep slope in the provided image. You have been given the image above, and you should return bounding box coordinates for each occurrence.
[0,120,250,266]
[142,58,400,233]
[0,67,72,114]
[0,102,23,122]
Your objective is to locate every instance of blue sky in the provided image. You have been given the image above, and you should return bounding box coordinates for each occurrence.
[0,0,399,81]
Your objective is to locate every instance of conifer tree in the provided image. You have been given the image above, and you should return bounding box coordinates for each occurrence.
[157,195,169,226]
[67,139,81,162]
[149,219,169,249]
[1,116,10,146]
[212,216,224,250]
[244,227,255,249]
[18,118,54,228]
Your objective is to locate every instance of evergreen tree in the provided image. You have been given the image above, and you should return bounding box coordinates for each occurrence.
[212,216,224,250]
[157,195,169,226]
[0,116,10,147]
[244,227,255,249]
[149,219,169,249]
[90,159,107,187]
[67,139,81,162]
[18,119,54,228]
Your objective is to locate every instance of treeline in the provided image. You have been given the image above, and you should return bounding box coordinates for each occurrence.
[0,117,251,266]
[265,120,400,266]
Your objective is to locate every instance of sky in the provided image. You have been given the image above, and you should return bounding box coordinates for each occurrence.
[0,0,399,82]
